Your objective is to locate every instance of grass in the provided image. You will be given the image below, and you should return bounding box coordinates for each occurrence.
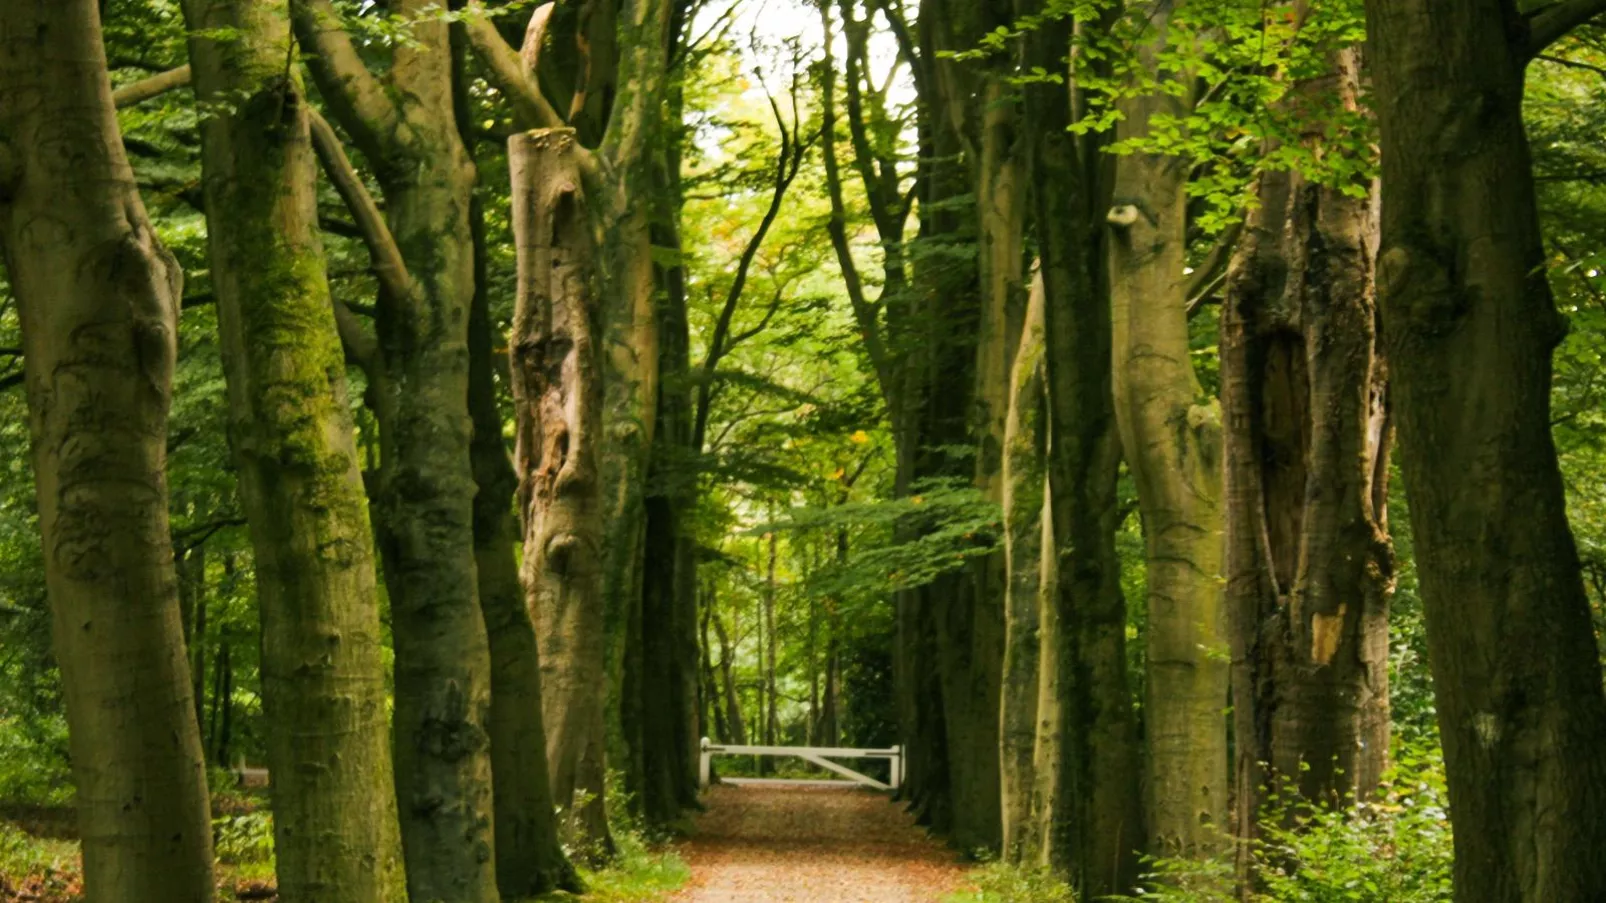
[0,820,80,899]
[565,830,691,903]
[943,861,1078,903]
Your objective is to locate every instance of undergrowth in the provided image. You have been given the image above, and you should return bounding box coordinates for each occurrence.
[544,771,691,902]
[944,861,1078,903]
[944,740,1453,903]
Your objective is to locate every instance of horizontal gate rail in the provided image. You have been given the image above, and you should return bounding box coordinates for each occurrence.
[699,738,902,791]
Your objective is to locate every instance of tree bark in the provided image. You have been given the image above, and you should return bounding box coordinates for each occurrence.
[293,1,498,897]
[1362,2,1606,900]
[1023,7,1142,892]
[1221,43,1391,866]
[451,13,577,891]
[181,2,408,899]
[1000,271,1050,863]
[1106,3,1230,859]
[508,127,611,858]
[0,3,216,899]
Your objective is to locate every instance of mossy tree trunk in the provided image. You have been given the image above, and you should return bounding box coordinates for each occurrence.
[0,2,215,899]
[1000,272,1050,863]
[293,1,498,898]
[181,2,408,899]
[1363,1,1606,900]
[1106,3,1230,860]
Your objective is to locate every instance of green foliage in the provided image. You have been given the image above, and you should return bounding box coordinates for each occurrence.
[0,821,78,896]
[550,772,689,902]
[943,861,1079,903]
[756,476,1002,605]
[213,811,275,871]
[1124,741,1454,903]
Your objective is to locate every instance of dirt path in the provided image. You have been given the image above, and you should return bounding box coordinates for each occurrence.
[671,782,969,903]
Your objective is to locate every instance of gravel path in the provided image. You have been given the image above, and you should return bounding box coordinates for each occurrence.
[671,782,969,903]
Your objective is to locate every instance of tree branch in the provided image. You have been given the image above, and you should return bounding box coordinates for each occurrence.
[1527,0,1606,57]
[113,65,191,108]
[1183,220,1242,304]
[291,0,402,162]
[333,299,378,371]
[819,4,894,406]
[463,4,566,131]
[462,3,601,182]
[307,107,417,318]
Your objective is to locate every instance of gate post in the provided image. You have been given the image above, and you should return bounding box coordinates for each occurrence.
[890,745,902,790]
[699,737,712,789]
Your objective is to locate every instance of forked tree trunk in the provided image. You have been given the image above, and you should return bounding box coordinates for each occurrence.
[508,127,611,857]
[1222,44,1391,863]
[294,1,499,895]
[182,1,407,899]
[1363,2,1606,900]
[1107,4,1229,859]
[0,7,215,899]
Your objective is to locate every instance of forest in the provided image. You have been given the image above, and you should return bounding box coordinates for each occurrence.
[1,0,1605,901]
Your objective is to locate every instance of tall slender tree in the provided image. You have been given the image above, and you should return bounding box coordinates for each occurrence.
[0,1,215,899]
[1018,3,1143,893]
[181,1,408,899]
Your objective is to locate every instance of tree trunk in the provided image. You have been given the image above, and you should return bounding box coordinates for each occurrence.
[0,3,216,898]
[764,530,780,749]
[1222,44,1391,864]
[1363,2,1606,900]
[1024,7,1143,893]
[1107,6,1230,858]
[1000,271,1050,863]
[182,544,210,734]
[713,611,748,745]
[294,0,499,895]
[508,127,611,858]
[638,98,702,821]
[215,643,234,768]
[464,142,579,896]
[182,3,409,898]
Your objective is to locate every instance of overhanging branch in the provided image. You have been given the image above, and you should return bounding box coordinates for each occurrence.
[1527,0,1606,57]
[113,65,191,108]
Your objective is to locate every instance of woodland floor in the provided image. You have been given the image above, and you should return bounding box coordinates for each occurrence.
[671,782,969,903]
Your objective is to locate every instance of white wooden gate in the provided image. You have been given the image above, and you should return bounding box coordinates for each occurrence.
[699,737,902,791]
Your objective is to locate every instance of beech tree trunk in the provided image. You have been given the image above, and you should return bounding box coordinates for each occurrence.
[182,2,407,899]
[508,127,611,857]
[449,17,577,891]
[293,1,499,897]
[1363,2,1606,900]
[1222,44,1391,864]
[1022,6,1142,892]
[1107,3,1230,859]
[0,2,216,899]
[1000,272,1050,863]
